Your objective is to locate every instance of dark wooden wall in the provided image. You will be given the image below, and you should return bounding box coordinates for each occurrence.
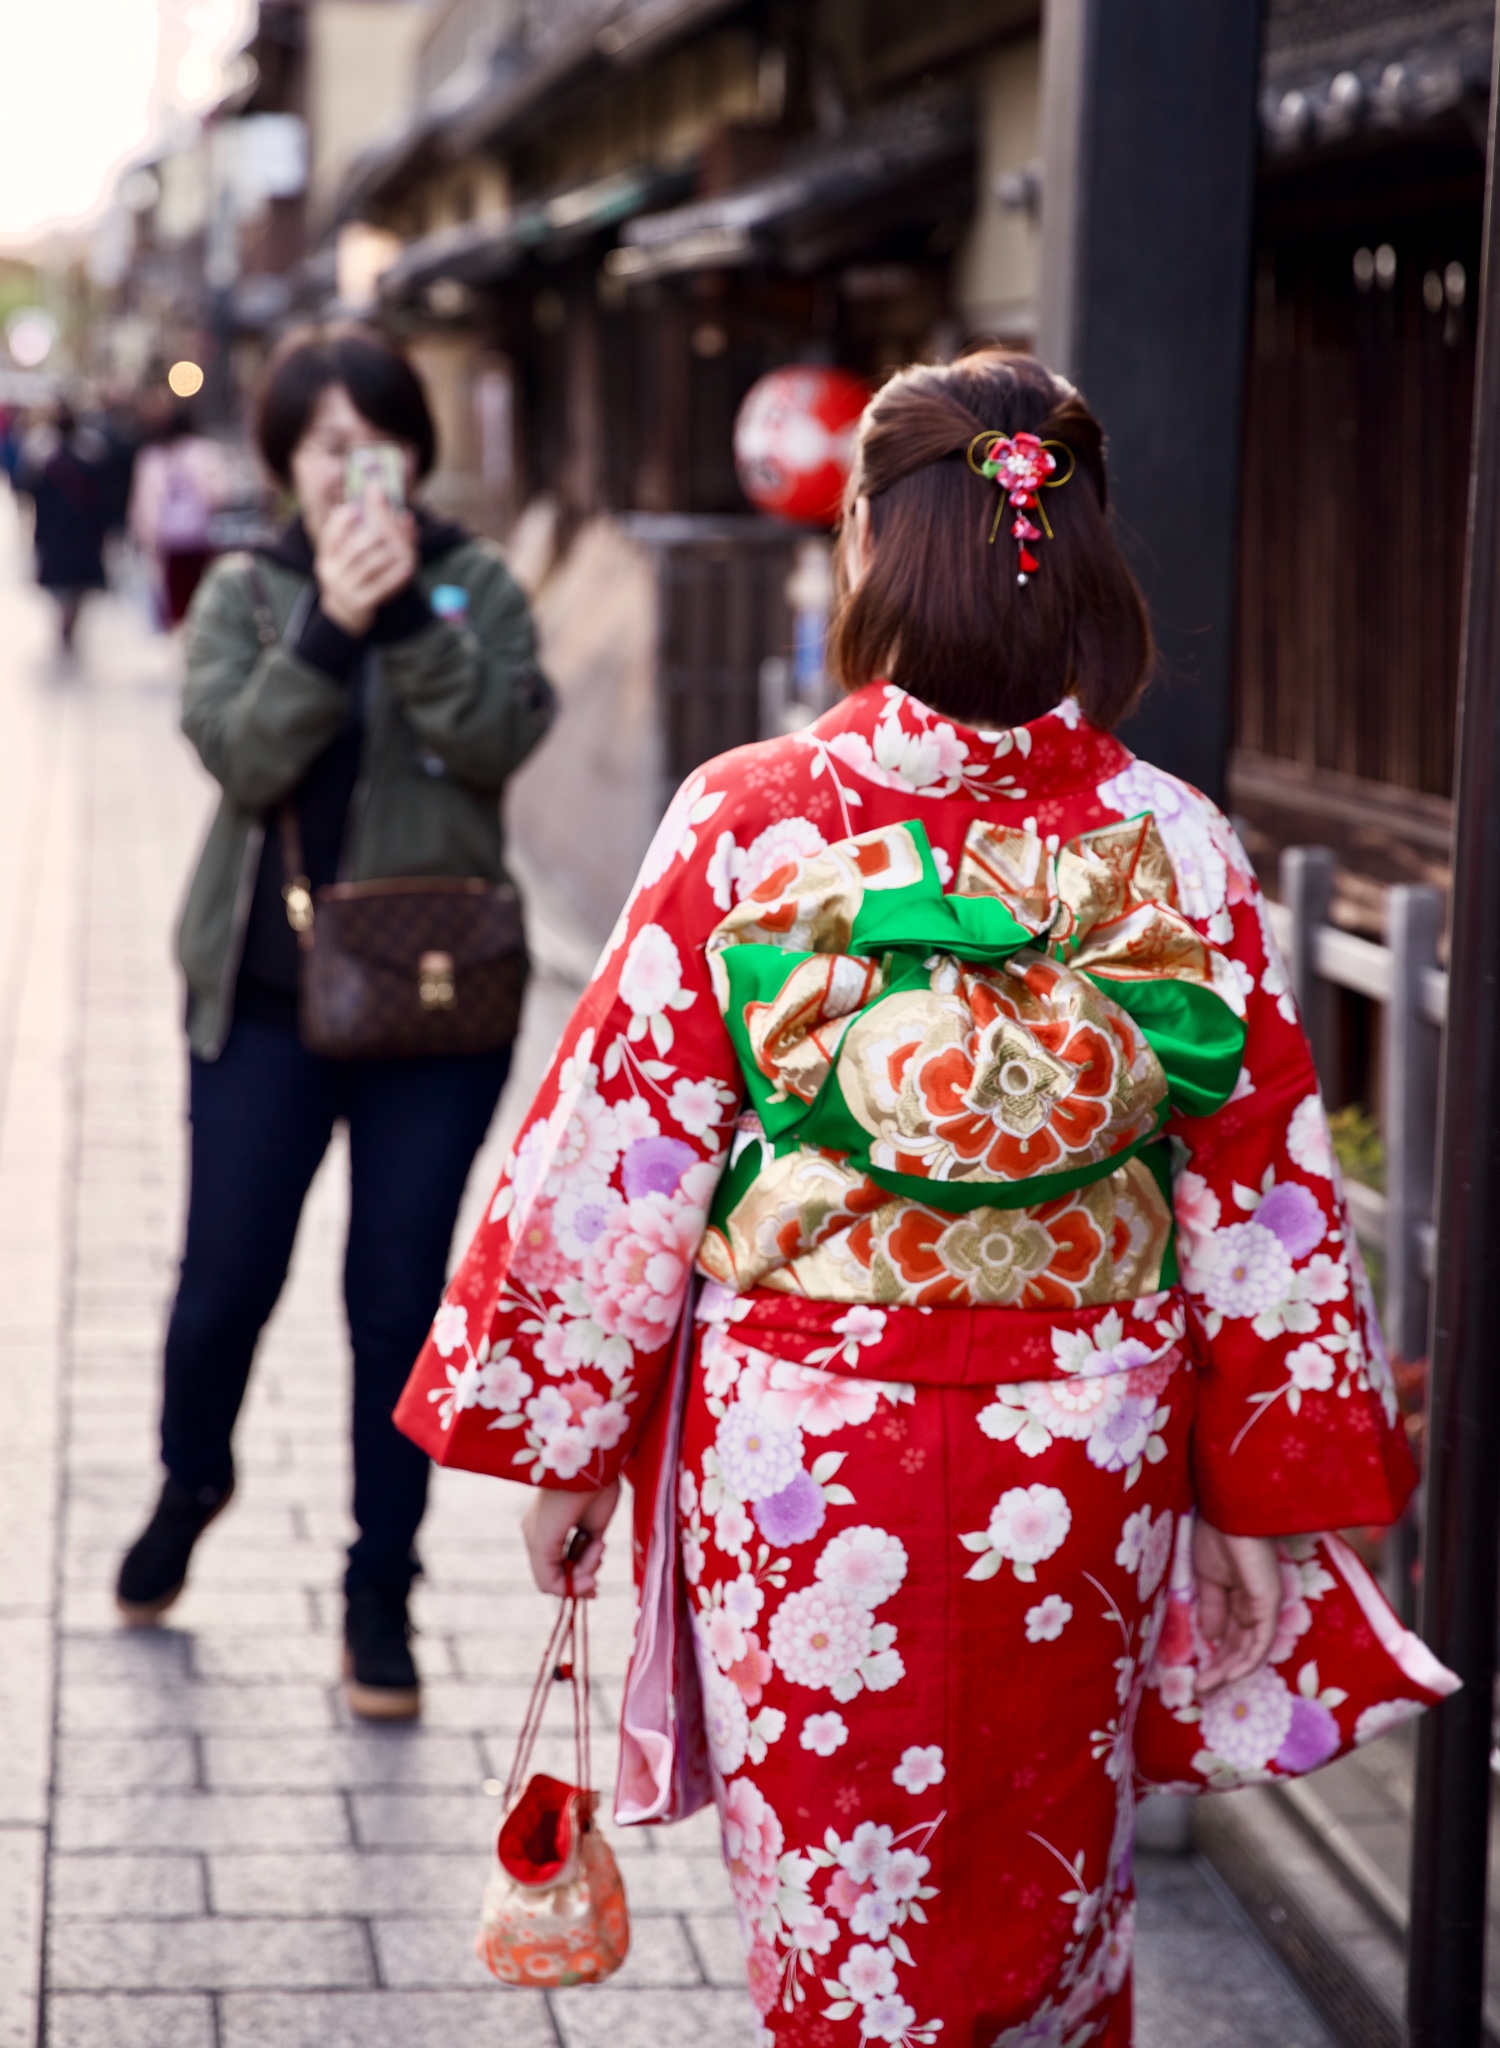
[1235,165,1481,799]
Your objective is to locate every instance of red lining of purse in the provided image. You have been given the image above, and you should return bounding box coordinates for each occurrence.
[498,1773,584,1884]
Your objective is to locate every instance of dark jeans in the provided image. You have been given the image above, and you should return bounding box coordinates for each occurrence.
[161,1019,509,1596]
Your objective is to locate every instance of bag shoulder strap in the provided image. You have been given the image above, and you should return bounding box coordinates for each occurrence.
[242,557,279,650]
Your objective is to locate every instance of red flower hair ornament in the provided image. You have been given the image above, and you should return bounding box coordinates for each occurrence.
[967,430,1077,583]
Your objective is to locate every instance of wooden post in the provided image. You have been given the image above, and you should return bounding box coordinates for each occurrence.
[1279,846,1337,1091]
[1383,883,1443,1363]
[1408,8,1500,2038]
[1037,0,1264,804]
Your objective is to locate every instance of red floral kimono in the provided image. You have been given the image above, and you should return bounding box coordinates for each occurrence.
[396,684,1417,2048]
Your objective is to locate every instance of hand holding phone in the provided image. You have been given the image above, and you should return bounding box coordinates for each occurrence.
[344,443,407,510]
[317,448,418,636]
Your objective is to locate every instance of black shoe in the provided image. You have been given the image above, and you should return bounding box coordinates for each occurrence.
[116,1474,234,1624]
[343,1585,421,1721]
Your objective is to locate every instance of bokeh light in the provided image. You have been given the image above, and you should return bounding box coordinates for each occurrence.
[168,360,205,398]
[5,310,57,369]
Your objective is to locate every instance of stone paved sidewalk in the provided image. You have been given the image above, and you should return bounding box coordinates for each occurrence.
[0,498,1337,2048]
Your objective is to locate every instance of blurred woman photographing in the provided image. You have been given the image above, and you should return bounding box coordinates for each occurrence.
[115,326,554,1720]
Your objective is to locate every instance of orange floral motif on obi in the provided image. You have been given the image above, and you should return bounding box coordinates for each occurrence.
[698,1147,1172,1308]
[837,954,1164,1190]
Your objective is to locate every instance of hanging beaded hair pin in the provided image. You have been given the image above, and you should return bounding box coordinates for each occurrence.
[966,430,1077,583]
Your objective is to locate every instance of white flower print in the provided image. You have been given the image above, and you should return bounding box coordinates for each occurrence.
[862,1994,920,2042]
[1025,1595,1074,1643]
[761,1359,883,1437]
[814,1526,908,1609]
[636,771,725,889]
[705,1603,749,1671]
[617,923,696,1052]
[714,1496,755,1558]
[703,1662,750,1775]
[892,1745,945,1793]
[801,1711,849,1757]
[1199,1664,1296,1771]
[1354,1698,1425,1746]
[962,1483,1073,1583]
[837,1941,898,2003]
[768,1585,870,1690]
[723,1572,766,1630]
[990,1485,1072,1564]
[1173,1168,1221,1277]
[1198,1221,1293,1320]
[1286,1094,1335,1178]
[860,1636,906,1695]
[1049,1302,1181,1379]
[668,1074,735,1139]
[717,1400,805,1501]
[477,1355,534,1415]
[980,1375,1127,1458]
[1115,1506,1173,1601]
[430,1303,468,1357]
[1286,1341,1336,1392]
[838,1824,895,1886]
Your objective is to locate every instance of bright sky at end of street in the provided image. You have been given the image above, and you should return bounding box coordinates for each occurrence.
[0,0,253,246]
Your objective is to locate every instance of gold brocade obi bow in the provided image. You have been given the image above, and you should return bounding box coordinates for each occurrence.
[706,815,1247,1215]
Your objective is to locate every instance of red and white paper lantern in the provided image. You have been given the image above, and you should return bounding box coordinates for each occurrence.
[733,366,869,527]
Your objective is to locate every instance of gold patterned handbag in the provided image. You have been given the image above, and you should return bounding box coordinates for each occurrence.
[476,1579,630,1988]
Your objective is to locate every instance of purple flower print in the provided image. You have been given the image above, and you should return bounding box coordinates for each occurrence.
[753,1470,826,1545]
[622,1136,698,1201]
[1254,1181,1325,1261]
[1274,1693,1341,1773]
[564,1197,615,1248]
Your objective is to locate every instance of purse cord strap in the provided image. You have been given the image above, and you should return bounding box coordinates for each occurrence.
[502,1564,592,1810]
[278,807,314,936]
[242,560,315,938]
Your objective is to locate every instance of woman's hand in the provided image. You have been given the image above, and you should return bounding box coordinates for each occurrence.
[314,486,418,638]
[522,1481,621,1599]
[1192,1519,1282,1695]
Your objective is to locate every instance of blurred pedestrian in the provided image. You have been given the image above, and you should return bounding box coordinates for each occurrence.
[128,397,232,625]
[21,402,111,650]
[114,326,556,1720]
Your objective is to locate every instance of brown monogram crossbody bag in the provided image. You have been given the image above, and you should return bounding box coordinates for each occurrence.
[278,808,528,1059]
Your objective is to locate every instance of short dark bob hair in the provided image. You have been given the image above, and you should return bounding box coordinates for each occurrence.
[829,349,1153,731]
[254,324,437,485]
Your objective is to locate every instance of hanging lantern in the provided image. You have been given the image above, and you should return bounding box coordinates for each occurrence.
[733,366,869,527]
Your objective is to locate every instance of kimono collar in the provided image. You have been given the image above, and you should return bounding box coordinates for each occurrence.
[802,683,1133,804]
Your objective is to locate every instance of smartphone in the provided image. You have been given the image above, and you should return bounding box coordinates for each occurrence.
[344,443,406,509]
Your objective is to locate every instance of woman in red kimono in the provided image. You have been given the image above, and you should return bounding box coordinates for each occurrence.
[396,351,1414,2045]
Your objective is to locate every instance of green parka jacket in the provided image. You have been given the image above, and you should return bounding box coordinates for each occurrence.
[176,530,554,1058]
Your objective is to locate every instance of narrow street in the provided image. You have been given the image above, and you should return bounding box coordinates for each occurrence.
[0,500,1337,2048]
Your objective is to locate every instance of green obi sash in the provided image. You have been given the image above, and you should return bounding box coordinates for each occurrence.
[707,815,1246,1217]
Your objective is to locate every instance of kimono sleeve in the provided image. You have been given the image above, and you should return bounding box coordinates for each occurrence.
[1164,814,1416,1537]
[394,771,744,1491]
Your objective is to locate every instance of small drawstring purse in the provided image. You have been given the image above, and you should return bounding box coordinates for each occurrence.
[475,1572,630,1988]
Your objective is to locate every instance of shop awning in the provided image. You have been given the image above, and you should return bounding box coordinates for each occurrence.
[611,87,976,281]
[377,163,697,304]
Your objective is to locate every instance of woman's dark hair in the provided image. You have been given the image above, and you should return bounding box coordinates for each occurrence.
[828,349,1153,731]
[254,325,436,484]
